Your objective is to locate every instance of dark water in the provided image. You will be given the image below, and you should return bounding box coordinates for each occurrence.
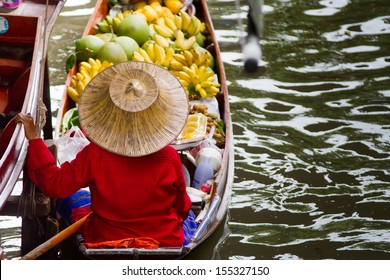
[1,0,390,260]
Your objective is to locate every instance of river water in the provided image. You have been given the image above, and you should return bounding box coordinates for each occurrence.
[1,0,390,260]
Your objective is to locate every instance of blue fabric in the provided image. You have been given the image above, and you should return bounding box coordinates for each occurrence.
[57,189,91,222]
[182,210,198,246]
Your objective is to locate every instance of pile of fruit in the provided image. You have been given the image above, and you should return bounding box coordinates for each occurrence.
[67,0,220,102]
[65,0,225,146]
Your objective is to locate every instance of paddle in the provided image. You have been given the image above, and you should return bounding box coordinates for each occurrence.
[20,213,90,260]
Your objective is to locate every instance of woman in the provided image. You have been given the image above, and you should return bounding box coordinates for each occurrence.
[16,61,194,247]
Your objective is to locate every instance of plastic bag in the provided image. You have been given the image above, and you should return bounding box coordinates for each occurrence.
[56,126,90,164]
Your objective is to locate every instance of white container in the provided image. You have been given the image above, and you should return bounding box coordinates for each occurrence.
[192,157,214,189]
[195,147,222,173]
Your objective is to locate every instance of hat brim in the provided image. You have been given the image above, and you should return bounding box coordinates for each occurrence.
[78,61,189,157]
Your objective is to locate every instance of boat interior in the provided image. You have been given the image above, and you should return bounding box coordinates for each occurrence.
[0,14,38,156]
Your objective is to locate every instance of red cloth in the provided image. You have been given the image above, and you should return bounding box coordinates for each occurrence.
[27,139,191,247]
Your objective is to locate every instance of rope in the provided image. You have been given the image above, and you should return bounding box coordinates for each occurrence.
[35,0,50,132]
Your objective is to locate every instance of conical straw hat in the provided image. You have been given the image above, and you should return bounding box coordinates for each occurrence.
[78,61,189,157]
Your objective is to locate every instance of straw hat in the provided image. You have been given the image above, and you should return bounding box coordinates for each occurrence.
[78,61,189,157]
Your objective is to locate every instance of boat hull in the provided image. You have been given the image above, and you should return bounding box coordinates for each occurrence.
[56,0,234,259]
[0,0,65,211]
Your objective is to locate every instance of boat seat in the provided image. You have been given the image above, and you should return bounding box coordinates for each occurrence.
[4,67,30,113]
[0,116,16,158]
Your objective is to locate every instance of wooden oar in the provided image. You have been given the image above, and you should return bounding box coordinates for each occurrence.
[20,213,90,260]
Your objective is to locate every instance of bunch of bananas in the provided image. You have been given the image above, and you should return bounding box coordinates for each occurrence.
[178,10,205,38]
[150,17,176,39]
[174,29,196,51]
[175,64,220,100]
[151,12,204,39]
[95,12,126,34]
[132,43,174,68]
[67,58,113,103]
[134,1,175,23]
[169,48,211,71]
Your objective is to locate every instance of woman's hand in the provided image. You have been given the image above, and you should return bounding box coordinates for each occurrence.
[15,113,39,140]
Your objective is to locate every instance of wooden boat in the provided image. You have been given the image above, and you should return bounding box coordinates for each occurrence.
[56,0,234,259]
[0,1,65,211]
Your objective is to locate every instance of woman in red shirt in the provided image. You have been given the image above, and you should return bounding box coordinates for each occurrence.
[16,61,194,247]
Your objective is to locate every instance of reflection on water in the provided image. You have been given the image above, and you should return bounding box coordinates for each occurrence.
[1,0,390,260]
[213,0,390,260]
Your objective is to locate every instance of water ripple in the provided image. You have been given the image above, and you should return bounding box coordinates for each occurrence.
[323,15,390,42]
[236,78,361,96]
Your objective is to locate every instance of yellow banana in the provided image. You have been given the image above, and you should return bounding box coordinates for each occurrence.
[182,65,197,84]
[71,78,77,88]
[81,76,90,87]
[199,68,214,82]
[177,70,191,82]
[100,60,113,70]
[76,73,84,82]
[189,64,199,84]
[173,53,187,65]
[132,51,145,61]
[169,60,185,70]
[95,59,102,69]
[78,65,87,74]
[198,87,208,98]
[162,46,174,68]
[113,17,121,32]
[200,80,214,88]
[139,48,153,63]
[191,48,201,65]
[178,79,189,87]
[164,16,178,32]
[76,80,85,96]
[192,16,203,36]
[153,43,165,65]
[207,85,220,94]
[146,43,155,61]
[156,17,166,27]
[183,50,193,65]
[195,83,202,92]
[116,12,124,21]
[79,61,92,72]
[88,58,98,69]
[106,15,114,26]
[180,11,192,32]
[153,33,170,48]
[180,36,196,50]
[186,17,198,37]
[197,65,208,80]
[79,68,91,80]
[67,86,80,103]
[153,24,174,38]
[174,29,185,49]
[173,14,182,30]
[200,22,206,33]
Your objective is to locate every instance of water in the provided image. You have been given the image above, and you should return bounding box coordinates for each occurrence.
[1,0,390,260]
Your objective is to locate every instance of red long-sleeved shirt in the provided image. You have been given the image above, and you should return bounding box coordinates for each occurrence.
[27,138,191,247]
